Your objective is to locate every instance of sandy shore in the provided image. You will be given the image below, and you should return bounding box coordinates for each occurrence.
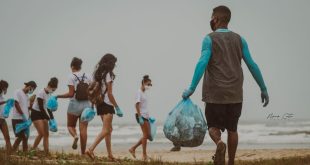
[114,148,310,162]
[51,144,310,163]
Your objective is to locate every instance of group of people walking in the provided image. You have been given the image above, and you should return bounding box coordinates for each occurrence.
[0,54,153,161]
[0,5,270,165]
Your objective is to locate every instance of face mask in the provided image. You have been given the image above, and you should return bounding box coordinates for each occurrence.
[145,85,151,91]
[28,89,34,95]
[210,19,216,31]
[46,88,54,94]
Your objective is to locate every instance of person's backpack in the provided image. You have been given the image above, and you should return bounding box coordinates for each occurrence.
[74,73,89,101]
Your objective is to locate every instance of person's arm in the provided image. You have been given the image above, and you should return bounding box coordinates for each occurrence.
[37,98,49,119]
[29,94,36,109]
[135,102,141,115]
[241,37,267,92]
[47,109,54,120]
[107,82,118,108]
[14,101,23,115]
[241,37,269,107]
[57,85,75,99]
[0,101,6,105]
[182,36,212,98]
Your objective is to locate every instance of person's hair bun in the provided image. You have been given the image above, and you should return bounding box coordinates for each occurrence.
[50,77,58,83]
[48,77,58,88]
[143,75,149,80]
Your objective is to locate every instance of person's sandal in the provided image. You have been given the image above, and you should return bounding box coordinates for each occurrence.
[85,149,95,160]
[72,137,79,150]
[108,155,118,162]
[213,141,226,165]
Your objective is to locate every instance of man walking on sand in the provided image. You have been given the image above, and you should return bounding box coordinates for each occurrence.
[182,6,269,165]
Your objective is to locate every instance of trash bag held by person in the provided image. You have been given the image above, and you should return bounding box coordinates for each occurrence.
[163,99,207,147]
[81,107,96,122]
[148,117,157,141]
[2,98,14,118]
[46,96,58,112]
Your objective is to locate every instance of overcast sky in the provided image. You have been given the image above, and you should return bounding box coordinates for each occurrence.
[0,0,309,124]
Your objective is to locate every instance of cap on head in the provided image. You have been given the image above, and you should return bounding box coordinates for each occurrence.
[24,81,37,89]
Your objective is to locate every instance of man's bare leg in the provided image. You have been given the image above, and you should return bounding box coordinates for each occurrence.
[227,131,238,165]
[209,127,226,165]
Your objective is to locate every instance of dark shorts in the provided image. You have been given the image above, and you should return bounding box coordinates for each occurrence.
[96,101,115,116]
[135,113,149,124]
[30,110,49,121]
[0,118,7,127]
[205,103,242,132]
[12,119,27,138]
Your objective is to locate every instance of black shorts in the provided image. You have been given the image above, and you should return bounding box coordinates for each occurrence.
[30,109,49,121]
[96,101,115,116]
[205,103,242,132]
[135,113,149,124]
[12,119,27,138]
[0,118,7,127]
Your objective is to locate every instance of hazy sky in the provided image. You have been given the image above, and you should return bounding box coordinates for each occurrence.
[0,0,309,124]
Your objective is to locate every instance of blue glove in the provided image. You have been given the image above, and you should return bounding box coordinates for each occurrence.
[261,91,269,107]
[115,107,123,117]
[149,117,156,123]
[138,116,144,125]
[21,114,28,121]
[182,89,194,99]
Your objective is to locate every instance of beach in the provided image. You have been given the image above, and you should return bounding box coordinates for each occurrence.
[1,120,310,164]
[1,147,310,165]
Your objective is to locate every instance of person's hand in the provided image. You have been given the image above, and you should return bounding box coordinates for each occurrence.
[115,107,123,117]
[261,91,269,107]
[182,89,194,99]
[29,94,36,103]
[138,116,144,125]
[53,96,58,100]
[21,114,28,121]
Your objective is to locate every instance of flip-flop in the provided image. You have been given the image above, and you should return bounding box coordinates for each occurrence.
[72,137,79,150]
[108,156,118,162]
[85,149,95,160]
[129,149,136,158]
[214,141,226,165]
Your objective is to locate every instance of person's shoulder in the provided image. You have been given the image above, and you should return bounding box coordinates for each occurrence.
[85,72,92,79]
[106,72,114,82]
[68,73,75,79]
[202,34,212,46]
[229,31,242,38]
[106,72,112,78]
[37,89,46,97]
[14,89,22,95]
[136,89,143,95]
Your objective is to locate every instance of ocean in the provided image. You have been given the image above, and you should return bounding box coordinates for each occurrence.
[0,119,309,151]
